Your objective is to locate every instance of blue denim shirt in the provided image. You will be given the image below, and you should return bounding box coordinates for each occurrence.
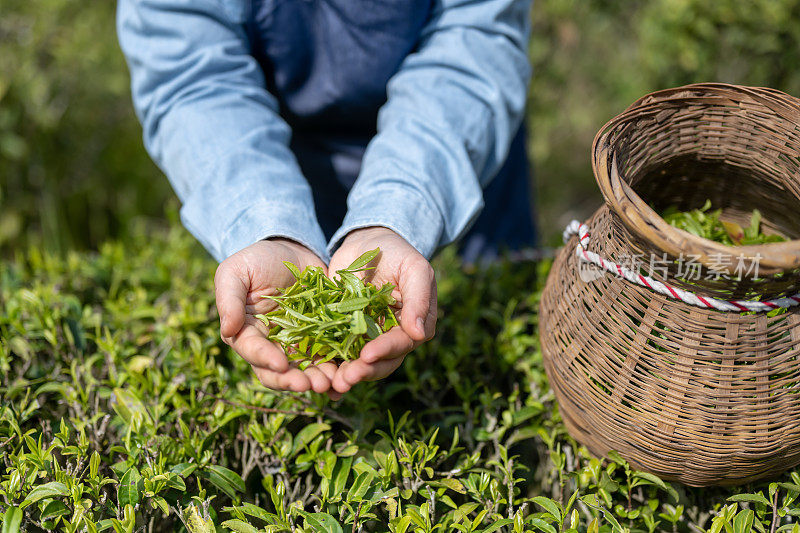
[117,0,532,262]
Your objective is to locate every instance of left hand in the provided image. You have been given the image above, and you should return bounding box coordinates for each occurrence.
[327,226,438,394]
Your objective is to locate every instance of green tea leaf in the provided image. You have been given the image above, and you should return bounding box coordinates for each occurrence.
[2,507,22,533]
[330,297,370,313]
[727,492,770,506]
[346,471,376,502]
[257,248,397,364]
[118,467,141,507]
[221,520,258,533]
[22,481,69,508]
[204,465,245,499]
[532,496,562,522]
[663,202,786,245]
[282,261,301,279]
[341,248,380,272]
[292,423,331,456]
[184,504,215,533]
[302,512,343,533]
[732,509,754,533]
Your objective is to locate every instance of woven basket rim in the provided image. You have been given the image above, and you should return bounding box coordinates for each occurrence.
[592,83,800,276]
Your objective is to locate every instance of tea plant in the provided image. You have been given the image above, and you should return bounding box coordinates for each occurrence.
[257,249,398,368]
[3,223,800,532]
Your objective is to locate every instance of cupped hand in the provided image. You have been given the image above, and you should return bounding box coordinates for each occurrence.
[327,227,438,394]
[214,238,338,394]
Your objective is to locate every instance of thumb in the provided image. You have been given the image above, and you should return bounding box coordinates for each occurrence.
[398,257,436,342]
[214,261,248,338]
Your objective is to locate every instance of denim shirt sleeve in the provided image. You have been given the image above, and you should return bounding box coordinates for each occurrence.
[117,0,330,262]
[329,0,532,259]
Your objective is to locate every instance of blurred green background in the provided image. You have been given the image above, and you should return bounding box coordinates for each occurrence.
[2,0,800,255]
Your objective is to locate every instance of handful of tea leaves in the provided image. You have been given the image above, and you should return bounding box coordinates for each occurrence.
[256,249,398,369]
[662,200,786,245]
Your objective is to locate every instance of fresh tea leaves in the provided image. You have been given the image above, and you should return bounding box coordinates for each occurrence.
[662,199,787,245]
[256,248,398,368]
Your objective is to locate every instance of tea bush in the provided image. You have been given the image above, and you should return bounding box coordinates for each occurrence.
[3,223,800,532]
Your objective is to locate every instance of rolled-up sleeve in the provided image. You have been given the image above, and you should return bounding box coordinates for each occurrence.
[117,0,329,262]
[329,0,532,259]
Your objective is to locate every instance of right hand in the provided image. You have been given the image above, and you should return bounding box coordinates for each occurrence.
[214,238,339,395]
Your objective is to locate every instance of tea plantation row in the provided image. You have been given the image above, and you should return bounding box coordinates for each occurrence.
[2,223,799,532]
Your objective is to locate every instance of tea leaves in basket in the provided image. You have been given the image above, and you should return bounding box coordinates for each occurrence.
[256,248,398,368]
[662,199,786,245]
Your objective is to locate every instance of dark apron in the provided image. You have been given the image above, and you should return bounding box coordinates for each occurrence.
[248,0,536,261]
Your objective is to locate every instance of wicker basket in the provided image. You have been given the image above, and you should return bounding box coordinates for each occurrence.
[540,83,800,487]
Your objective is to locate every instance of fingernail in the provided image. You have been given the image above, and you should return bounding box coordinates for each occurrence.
[416,317,425,334]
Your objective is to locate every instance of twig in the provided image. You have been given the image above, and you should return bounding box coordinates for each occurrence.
[351,501,363,533]
[507,455,515,520]
[771,488,779,533]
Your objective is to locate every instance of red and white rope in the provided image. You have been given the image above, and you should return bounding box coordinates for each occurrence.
[563,220,800,312]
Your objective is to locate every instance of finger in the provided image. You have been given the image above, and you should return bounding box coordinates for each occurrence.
[226,324,289,372]
[252,365,312,392]
[327,390,343,401]
[246,315,270,337]
[316,362,338,381]
[360,326,415,364]
[316,363,343,400]
[215,261,248,338]
[332,357,405,393]
[398,257,436,341]
[302,365,332,394]
[245,288,281,315]
[423,278,438,340]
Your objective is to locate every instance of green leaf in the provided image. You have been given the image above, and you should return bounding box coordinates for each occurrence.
[728,493,771,506]
[483,519,514,532]
[341,249,380,272]
[171,463,198,478]
[532,496,562,522]
[222,520,259,533]
[732,509,754,533]
[151,496,169,515]
[632,471,678,502]
[302,512,343,533]
[331,297,370,313]
[204,465,245,499]
[89,450,101,479]
[2,507,22,533]
[228,502,274,523]
[337,271,364,296]
[184,504,215,533]
[21,481,69,508]
[118,467,141,507]
[329,455,353,501]
[112,387,152,427]
[346,471,375,502]
[350,310,367,335]
[526,517,557,533]
[40,500,70,520]
[166,474,187,492]
[430,478,466,494]
[282,261,301,279]
[292,423,331,455]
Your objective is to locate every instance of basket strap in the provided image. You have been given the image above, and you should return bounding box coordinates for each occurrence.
[563,220,800,312]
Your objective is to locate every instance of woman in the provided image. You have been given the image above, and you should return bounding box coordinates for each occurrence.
[117,0,535,397]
